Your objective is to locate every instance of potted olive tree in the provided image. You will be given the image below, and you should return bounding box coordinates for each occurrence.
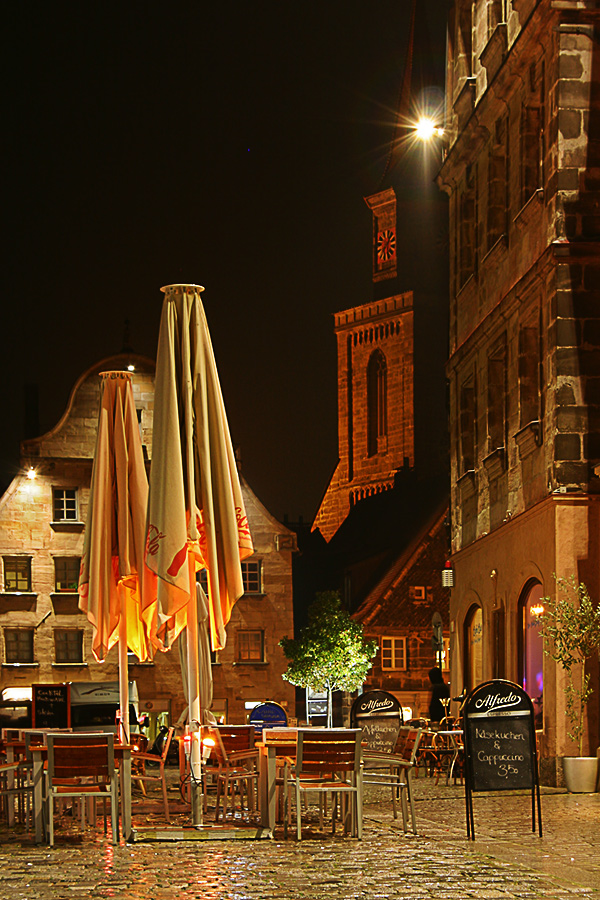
[539,577,600,792]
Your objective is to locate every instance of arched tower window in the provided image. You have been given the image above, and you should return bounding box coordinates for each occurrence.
[367,350,387,457]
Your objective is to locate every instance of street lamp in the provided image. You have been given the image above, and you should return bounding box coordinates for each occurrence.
[415,117,445,141]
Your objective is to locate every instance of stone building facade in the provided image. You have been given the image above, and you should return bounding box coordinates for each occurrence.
[0,354,295,728]
[438,0,600,782]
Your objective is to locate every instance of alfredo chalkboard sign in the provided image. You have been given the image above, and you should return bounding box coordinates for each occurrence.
[350,691,403,753]
[32,683,71,729]
[463,679,541,839]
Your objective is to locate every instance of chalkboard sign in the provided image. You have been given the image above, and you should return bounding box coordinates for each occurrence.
[32,683,71,728]
[350,691,403,753]
[249,701,288,735]
[463,679,541,839]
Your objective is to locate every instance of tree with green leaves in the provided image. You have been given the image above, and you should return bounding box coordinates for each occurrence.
[539,576,600,756]
[279,591,378,727]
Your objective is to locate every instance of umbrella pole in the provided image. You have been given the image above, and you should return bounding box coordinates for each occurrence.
[118,584,130,745]
[187,562,203,826]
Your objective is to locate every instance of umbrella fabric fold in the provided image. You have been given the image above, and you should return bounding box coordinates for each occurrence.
[79,371,152,664]
[144,284,253,653]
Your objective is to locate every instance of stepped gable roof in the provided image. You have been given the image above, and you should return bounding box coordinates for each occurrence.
[324,470,448,611]
[352,502,450,631]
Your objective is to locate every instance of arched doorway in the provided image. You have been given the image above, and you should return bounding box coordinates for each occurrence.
[518,580,544,728]
[464,605,483,692]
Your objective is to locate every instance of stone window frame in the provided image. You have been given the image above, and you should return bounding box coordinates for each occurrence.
[4,627,35,664]
[519,60,545,211]
[459,369,478,475]
[241,559,263,595]
[518,315,542,430]
[381,636,407,671]
[54,557,81,593]
[487,332,508,455]
[52,487,79,523]
[54,628,84,665]
[458,164,477,289]
[237,629,265,663]
[3,556,32,593]
[486,116,509,254]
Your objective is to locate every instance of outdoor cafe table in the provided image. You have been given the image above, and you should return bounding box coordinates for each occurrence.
[31,742,132,843]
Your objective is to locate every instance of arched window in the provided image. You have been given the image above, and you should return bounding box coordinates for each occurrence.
[518,580,544,728]
[464,605,483,692]
[367,350,387,457]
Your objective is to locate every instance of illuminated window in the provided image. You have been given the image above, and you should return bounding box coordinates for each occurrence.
[242,560,262,594]
[519,581,544,728]
[54,557,80,593]
[4,628,34,663]
[237,630,264,662]
[3,557,32,592]
[54,629,84,664]
[381,637,406,671]
[53,488,78,522]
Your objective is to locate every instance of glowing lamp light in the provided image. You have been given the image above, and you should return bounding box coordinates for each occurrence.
[183,733,192,759]
[26,467,37,480]
[415,117,436,140]
[414,117,446,143]
[201,737,216,762]
[127,364,135,372]
[530,603,545,617]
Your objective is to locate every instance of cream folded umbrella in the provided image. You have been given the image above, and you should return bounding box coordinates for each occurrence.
[144,283,253,823]
[79,371,153,743]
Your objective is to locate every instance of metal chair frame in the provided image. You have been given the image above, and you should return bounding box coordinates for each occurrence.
[362,726,423,834]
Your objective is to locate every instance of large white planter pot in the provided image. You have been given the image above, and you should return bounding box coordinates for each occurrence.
[562,756,599,793]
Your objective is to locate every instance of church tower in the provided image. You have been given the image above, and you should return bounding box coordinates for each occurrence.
[312,187,415,543]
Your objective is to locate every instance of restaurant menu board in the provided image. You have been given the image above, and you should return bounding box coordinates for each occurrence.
[463,679,542,839]
[350,690,403,753]
[32,683,71,728]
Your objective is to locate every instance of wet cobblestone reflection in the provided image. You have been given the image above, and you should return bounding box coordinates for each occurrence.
[0,778,598,899]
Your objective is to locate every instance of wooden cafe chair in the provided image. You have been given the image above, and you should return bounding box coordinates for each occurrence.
[209,725,259,823]
[292,728,363,840]
[131,726,175,823]
[45,732,119,846]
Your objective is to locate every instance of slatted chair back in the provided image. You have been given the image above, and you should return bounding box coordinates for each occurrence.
[217,725,255,755]
[394,726,422,765]
[262,728,297,761]
[47,733,115,783]
[296,728,362,779]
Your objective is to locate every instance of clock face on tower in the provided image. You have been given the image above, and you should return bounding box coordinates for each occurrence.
[376,229,396,264]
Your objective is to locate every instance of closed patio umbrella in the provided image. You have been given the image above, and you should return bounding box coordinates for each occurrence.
[79,370,153,744]
[144,283,253,823]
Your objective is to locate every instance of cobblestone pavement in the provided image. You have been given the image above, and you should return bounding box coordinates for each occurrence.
[0,769,598,900]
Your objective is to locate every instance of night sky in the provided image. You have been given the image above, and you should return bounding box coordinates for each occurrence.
[3,2,447,523]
